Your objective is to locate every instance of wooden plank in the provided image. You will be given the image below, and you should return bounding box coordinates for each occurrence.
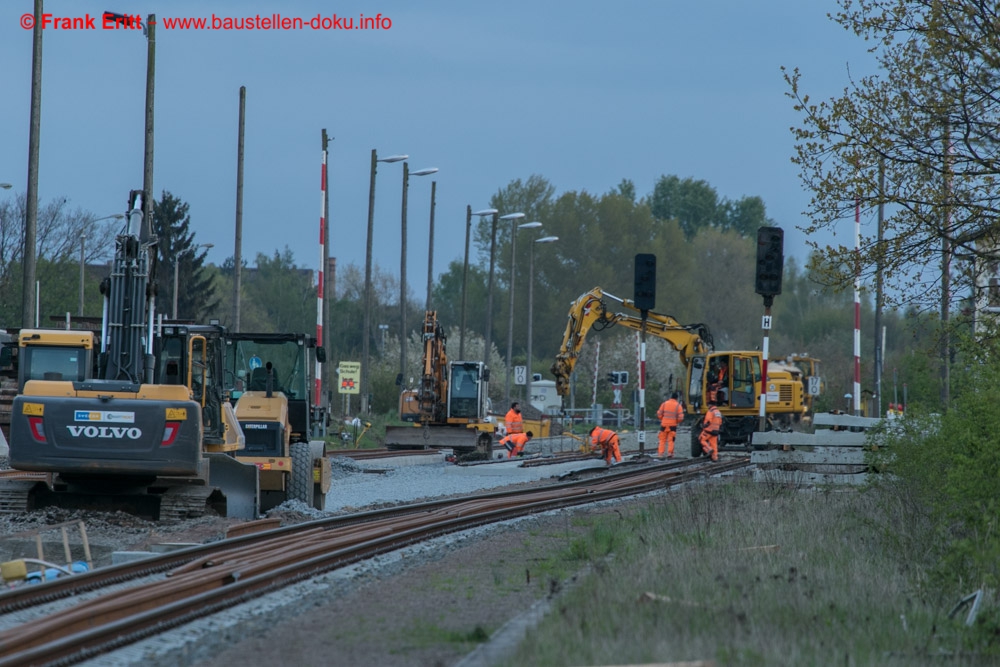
[813,413,882,429]
[751,447,866,465]
[752,431,868,447]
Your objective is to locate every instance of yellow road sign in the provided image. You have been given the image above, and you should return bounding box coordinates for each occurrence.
[338,361,360,394]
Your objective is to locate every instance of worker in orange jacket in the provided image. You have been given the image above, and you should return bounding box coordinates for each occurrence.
[656,391,685,458]
[707,359,728,405]
[500,431,533,458]
[699,399,723,462]
[504,402,524,436]
[589,426,623,466]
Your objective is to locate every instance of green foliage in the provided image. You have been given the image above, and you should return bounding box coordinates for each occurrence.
[0,193,117,327]
[785,0,1000,317]
[152,191,218,321]
[649,174,770,239]
[210,247,316,334]
[873,336,1000,596]
[506,481,991,665]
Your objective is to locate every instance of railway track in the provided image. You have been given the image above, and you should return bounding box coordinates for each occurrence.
[0,456,748,666]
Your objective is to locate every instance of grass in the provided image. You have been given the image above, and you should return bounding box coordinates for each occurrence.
[502,478,999,666]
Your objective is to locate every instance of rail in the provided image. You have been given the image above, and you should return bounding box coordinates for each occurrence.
[0,457,748,666]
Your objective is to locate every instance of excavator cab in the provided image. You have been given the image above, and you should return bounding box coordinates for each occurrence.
[447,362,487,420]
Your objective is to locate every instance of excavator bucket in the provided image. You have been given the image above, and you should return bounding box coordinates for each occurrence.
[206,452,260,519]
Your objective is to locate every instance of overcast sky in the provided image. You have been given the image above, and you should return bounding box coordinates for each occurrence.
[0,0,876,299]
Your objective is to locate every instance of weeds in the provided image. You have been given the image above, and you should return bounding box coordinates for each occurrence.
[503,480,998,666]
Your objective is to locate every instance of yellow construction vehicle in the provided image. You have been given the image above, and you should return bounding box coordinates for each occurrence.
[0,329,96,443]
[224,332,331,511]
[6,191,259,520]
[551,287,806,453]
[384,311,495,456]
[771,354,822,423]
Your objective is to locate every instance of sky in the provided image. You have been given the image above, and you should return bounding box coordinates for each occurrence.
[0,0,878,301]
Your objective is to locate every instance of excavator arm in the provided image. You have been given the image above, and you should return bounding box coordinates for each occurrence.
[550,287,713,397]
[417,312,449,423]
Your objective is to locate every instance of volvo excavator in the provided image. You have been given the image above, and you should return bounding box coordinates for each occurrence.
[551,287,806,453]
[384,311,495,456]
[5,191,259,520]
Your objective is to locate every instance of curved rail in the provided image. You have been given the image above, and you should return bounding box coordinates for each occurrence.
[0,457,748,666]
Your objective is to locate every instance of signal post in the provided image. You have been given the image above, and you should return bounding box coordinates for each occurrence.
[755,228,784,433]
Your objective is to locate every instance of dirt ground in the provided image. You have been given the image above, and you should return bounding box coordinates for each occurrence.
[191,505,617,667]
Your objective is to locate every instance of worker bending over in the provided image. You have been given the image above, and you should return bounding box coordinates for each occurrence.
[500,430,533,458]
[656,391,685,458]
[699,398,723,462]
[589,426,623,466]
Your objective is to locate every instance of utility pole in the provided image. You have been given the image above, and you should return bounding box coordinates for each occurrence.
[874,162,884,418]
[459,205,471,359]
[142,13,155,233]
[233,86,246,332]
[22,0,43,328]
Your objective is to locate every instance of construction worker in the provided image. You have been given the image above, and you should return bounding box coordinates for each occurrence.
[656,391,685,458]
[699,399,723,462]
[707,359,728,404]
[500,430,533,458]
[590,425,623,466]
[505,401,524,435]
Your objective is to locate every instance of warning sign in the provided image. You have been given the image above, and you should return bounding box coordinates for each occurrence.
[338,362,361,395]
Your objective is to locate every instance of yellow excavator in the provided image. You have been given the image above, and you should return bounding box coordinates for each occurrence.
[551,287,806,453]
[385,311,495,456]
[6,191,259,520]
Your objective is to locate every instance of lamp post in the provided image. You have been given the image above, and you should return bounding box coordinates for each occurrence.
[362,151,406,415]
[399,163,437,390]
[172,243,213,319]
[378,324,389,355]
[465,208,497,360]
[500,212,525,406]
[0,184,11,190]
[524,229,558,409]
[79,214,124,317]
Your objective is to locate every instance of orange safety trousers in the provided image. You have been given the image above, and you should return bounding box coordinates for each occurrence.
[601,436,622,464]
[699,429,718,461]
[658,424,679,457]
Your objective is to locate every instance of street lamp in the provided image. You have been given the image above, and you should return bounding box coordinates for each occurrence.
[79,214,125,317]
[399,163,436,390]
[378,324,389,355]
[524,229,558,409]
[465,208,497,360]
[362,150,407,415]
[418,171,441,312]
[0,183,11,190]
[172,243,213,319]
[501,212,525,406]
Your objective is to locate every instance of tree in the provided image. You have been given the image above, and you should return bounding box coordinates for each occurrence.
[784,0,1000,318]
[0,193,115,327]
[152,191,217,321]
[650,175,720,240]
[650,175,770,240]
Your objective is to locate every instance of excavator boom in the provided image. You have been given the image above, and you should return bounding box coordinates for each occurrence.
[551,287,712,397]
